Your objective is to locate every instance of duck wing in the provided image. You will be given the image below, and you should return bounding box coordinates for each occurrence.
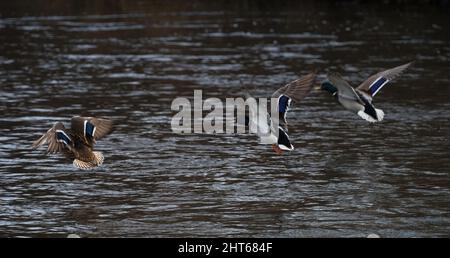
[70,116,113,145]
[356,62,413,97]
[32,122,72,154]
[271,72,316,127]
[272,72,316,103]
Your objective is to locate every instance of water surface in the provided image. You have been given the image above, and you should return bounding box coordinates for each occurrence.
[0,1,449,237]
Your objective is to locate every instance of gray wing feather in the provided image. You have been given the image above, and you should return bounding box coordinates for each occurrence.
[272,72,316,103]
[356,62,413,93]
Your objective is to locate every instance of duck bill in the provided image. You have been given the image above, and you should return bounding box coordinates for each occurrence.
[272,144,283,155]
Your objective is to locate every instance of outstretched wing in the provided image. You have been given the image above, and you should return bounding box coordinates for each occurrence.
[31,122,72,154]
[328,72,364,104]
[71,116,113,145]
[272,72,316,103]
[271,72,316,127]
[356,62,413,97]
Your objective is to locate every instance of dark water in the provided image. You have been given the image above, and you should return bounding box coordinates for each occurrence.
[1,1,450,237]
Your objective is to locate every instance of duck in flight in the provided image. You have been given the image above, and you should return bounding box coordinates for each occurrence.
[32,116,113,169]
[247,72,316,154]
[321,62,413,122]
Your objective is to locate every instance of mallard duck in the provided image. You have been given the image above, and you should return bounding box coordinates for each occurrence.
[321,62,413,122]
[32,116,113,169]
[247,72,316,154]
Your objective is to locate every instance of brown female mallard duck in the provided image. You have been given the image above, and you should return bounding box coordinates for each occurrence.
[32,116,113,169]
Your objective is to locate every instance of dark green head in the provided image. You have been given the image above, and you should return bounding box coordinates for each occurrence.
[321,81,338,96]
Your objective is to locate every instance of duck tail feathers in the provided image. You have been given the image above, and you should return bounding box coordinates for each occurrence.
[375,108,385,121]
[73,159,97,170]
[93,151,104,166]
[357,110,378,123]
[72,152,104,170]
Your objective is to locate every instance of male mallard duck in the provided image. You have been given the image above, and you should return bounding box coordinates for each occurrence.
[32,116,113,169]
[321,62,413,122]
[247,72,316,154]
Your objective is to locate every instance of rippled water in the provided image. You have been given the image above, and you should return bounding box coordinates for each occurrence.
[1,2,450,237]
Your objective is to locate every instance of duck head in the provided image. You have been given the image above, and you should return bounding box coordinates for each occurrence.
[321,81,338,97]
